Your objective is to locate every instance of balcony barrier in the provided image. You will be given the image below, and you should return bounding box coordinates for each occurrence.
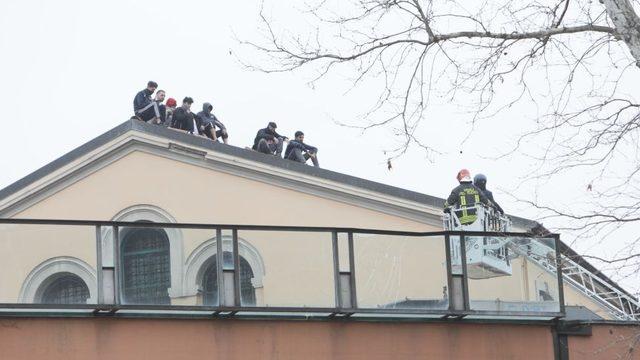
[0,219,564,320]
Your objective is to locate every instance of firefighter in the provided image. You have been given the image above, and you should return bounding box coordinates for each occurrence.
[444,169,491,225]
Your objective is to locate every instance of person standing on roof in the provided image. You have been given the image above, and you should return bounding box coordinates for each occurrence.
[133,81,161,123]
[284,131,319,167]
[444,169,491,225]
[473,174,504,214]
[171,97,203,136]
[252,122,287,156]
[196,102,229,144]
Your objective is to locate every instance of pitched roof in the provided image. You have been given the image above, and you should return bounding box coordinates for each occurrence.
[0,119,538,227]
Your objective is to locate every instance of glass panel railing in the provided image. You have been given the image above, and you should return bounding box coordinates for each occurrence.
[465,236,560,313]
[353,234,449,310]
[0,223,97,305]
[237,230,335,308]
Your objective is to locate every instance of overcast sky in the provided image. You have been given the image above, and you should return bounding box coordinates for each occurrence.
[0,1,637,293]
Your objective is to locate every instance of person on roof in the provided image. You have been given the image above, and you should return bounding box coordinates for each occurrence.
[285,131,319,167]
[473,174,504,215]
[171,97,203,136]
[252,122,288,156]
[444,169,491,225]
[150,90,166,125]
[133,81,161,123]
[163,98,177,127]
[196,102,229,144]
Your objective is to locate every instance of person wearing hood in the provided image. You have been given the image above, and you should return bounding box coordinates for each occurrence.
[444,169,491,225]
[252,122,288,156]
[473,174,504,214]
[133,81,161,122]
[196,102,228,144]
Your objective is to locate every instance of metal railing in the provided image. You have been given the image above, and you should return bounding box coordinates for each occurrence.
[0,218,565,320]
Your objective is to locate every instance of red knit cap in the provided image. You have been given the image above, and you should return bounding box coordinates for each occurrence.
[166,98,177,107]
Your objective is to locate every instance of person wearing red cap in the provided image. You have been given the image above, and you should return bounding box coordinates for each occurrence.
[444,169,491,225]
[163,97,177,127]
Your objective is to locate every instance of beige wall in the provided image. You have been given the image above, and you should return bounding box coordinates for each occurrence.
[14,151,431,231]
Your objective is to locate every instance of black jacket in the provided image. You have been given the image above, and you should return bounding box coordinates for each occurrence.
[284,140,317,158]
[481,188,504,214]
[252,128,287,150]
[172,107,202,134]
[133,89,153,112]
[196,102,226,131]
[444,182,490,209]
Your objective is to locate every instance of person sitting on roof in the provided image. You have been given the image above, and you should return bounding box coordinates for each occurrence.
[133,81,161,123]
[284,131,319,167]
[444,169,491,225]
[252,122,287,156]
[473,174,504,215]
[149,90,166,125]
[171,97,204,136]
[163,97,177,127]
[196,102,228,144]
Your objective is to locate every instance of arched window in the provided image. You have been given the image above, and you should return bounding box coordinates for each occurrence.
[121,227,171,304]
[39,273,90,304]
[202,252,256,306]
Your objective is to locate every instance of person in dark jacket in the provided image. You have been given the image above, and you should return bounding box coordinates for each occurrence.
[473,174,504,214]
[196,102,229,144]
[133,81,160,122]
[252,122,288,156]
[444,169,491,225]
[285,131,319,167]
[171,97,203,135]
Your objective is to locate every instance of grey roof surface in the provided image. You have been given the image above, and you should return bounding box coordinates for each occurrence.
[0,119,635,301]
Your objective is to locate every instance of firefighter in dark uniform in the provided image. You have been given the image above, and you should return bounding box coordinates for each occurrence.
[444,169,492,225]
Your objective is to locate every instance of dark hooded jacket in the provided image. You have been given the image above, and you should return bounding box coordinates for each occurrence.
[172,106,202,134]
[133,88,153,112]
[252,127,287,150]
[476,185,504,214]
[196,102,226,132]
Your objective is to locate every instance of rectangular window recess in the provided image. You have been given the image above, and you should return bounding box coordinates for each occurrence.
[168,143,207,158]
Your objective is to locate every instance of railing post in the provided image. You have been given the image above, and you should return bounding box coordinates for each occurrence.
[232,229,241,307]
[331,231,342,309]
[459,234,470,311]
[347,232,357,309]
[554,234,566,315]
[215,228,225,306]
[444,234,455,311]
[95,225,104,305]
[112,226,120,305]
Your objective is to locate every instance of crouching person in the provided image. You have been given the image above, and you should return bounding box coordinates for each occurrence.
[133,81,161,122]
[285,131,319,167]
[252,122,287,156]
[197,102,229,144]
